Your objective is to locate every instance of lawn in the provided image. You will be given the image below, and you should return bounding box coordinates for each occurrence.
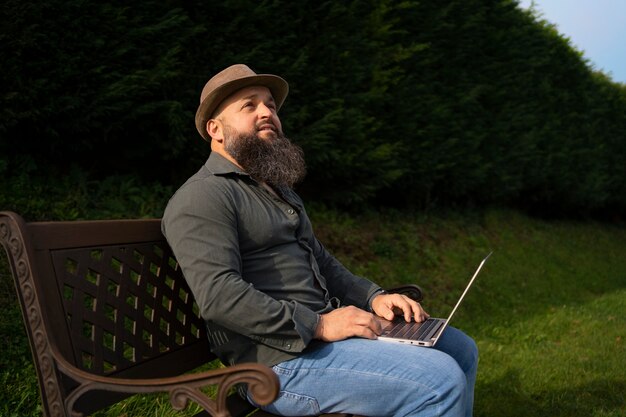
[311,208,626,417]
[1,208,625,416]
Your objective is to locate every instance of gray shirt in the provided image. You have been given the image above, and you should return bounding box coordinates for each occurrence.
[162,152,382,366]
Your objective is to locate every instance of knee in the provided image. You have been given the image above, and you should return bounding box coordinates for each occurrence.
[446,328,479,373]
[465,336,479,368]
[392,349,469,415]
[463,337,479,382]
[442,359,468,398]
[416,359,467,415]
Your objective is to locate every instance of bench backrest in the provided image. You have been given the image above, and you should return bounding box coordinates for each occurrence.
[0,212,214,416]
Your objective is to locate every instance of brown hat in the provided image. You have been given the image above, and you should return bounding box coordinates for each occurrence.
[195,64,289,141]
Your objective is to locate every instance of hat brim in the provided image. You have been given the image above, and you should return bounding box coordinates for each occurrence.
[195,74,289,141]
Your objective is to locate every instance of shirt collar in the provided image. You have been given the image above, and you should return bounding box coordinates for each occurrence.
[205,152,249,177]
[204,151,302,209]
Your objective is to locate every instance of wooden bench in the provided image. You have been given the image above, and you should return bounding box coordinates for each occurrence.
[0,211,423,417]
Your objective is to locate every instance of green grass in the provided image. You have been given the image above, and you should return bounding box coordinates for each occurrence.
[311,208,626,417]
[1,207,625,416]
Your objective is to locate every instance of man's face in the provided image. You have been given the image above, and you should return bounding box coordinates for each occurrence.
[213,86,283,141]
[209,86,305,188]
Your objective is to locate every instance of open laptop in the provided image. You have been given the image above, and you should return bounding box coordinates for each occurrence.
[377,252,492,347]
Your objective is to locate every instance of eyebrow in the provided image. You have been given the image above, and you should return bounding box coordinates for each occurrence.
[241,93,276,103]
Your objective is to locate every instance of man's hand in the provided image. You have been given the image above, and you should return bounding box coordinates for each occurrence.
[371,293,430,323]
[314,306,382,342]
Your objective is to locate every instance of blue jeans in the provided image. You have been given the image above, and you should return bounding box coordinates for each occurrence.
[248,327,478,417]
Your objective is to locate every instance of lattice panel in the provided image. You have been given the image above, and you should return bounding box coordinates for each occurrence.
[51,241,205,375]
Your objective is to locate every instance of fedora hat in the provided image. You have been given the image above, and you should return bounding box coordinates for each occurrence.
[195,64,289,141]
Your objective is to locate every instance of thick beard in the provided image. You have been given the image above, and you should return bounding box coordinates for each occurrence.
[223,127,307,189]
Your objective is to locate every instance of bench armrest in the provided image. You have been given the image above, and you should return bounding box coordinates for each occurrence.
[50,346,278,417]
[386,284,424,302]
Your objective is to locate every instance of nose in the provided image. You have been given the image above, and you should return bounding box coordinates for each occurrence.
[257,102,273,118]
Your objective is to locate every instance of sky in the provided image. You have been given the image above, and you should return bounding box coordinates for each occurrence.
[518,0,626,84]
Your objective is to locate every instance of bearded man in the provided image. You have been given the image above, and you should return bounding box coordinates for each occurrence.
[162,64,478,417]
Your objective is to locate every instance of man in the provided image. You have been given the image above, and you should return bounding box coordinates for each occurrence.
[162,64,478,417]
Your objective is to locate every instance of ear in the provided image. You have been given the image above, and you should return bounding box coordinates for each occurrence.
[207,119,224,143]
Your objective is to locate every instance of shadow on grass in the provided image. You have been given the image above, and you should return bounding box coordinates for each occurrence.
[478,369,626,417]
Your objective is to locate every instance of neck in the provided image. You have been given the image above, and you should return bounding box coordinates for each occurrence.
[211,143,244,169]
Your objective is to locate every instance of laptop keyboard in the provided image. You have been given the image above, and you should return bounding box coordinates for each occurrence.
[386,318,442,340]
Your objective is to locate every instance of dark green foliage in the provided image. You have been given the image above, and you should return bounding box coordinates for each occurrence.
[1,0,625,217]
[0,157,173,221]
[373,0,626,216]
[0,0,203,179]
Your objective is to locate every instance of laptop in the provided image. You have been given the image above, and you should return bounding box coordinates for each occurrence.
[377,252,492,347]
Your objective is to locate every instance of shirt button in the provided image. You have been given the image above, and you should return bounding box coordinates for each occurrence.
[287,209,295,215]
[286,343,292,350]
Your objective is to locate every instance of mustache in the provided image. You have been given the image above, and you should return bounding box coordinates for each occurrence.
[255,121,280,133]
